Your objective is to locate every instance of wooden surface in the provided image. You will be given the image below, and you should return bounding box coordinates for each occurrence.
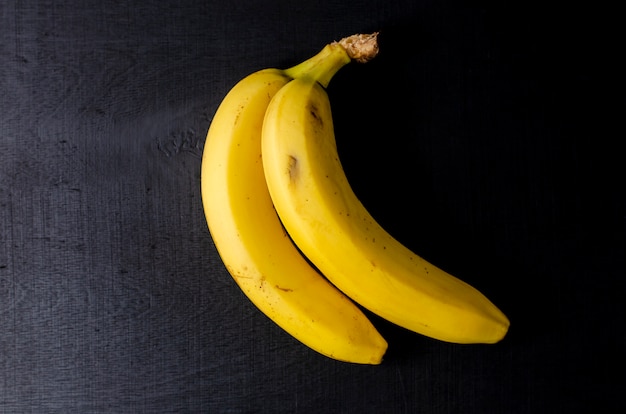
[2,0,624,412]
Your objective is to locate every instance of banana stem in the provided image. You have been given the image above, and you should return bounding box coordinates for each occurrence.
[337,32,380,64]
[284,32,379,88]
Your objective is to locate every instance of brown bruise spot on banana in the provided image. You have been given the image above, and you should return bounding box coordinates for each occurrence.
[307,102,324,129]
[287,155,298,182]
[275,285,294,292]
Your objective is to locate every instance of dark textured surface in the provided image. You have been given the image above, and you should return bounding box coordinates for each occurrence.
[1,1,624,412]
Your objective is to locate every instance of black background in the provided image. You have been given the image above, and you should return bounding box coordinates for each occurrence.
[2,0,624,412]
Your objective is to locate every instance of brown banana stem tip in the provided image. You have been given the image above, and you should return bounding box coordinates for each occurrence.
[337,32,380,63]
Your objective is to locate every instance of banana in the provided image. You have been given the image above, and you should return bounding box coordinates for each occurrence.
[262,68,510,344]
[201,35,387,364]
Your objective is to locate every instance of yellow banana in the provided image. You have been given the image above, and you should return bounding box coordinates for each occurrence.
[262,76,510,344]
[201,35,387,363]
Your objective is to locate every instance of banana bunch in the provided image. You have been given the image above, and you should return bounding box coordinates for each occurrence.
[201,33,509,364]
